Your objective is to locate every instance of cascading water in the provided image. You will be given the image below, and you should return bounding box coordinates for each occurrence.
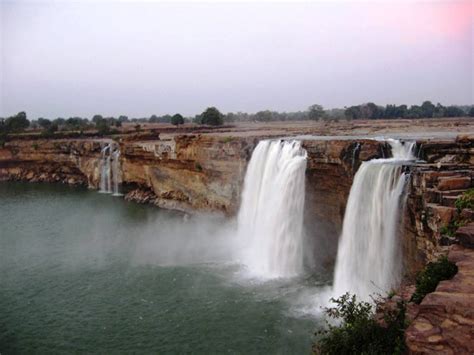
[332,139,415,301]
[99,144,110,193]
[237,140,307,279]
[99,143,121,195]
[112,149,121,195]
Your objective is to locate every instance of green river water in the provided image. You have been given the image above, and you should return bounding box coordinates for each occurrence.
[0,183,327,354]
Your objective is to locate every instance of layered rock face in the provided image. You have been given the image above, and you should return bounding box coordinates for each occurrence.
[403,137,474,277]
[120,135,255,214]
[0,138,109,187]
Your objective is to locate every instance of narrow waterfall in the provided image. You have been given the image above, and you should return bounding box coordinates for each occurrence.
[333,139,415,301]
[112,149,121,195]
[99,144,110,193]
[237,140,307,279]
[99,143,121,195]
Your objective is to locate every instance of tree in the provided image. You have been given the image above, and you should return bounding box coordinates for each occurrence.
[469,107,474,117]
[407,105,423,118]
[434,103,446,118]
[255,110,273,122]
[445,105,464,117]
[308,104,325,120]
[5,111,30,132]
[201,107,224,126]
[37,118,52,129]
[92,114,103,124]
[171,113,184,126]
[118,115,129,122]
[421,101,436,118]
[95,117,110,135]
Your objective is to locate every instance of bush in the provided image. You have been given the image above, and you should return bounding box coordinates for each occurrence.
[440,219,466,237]
[314,293,406,354]
[410,256,458,304]
[455,188,474,211]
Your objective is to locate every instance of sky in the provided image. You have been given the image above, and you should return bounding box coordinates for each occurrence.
[0,0,473,119]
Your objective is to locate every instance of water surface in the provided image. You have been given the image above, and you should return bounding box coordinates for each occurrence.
[0,183,323,354]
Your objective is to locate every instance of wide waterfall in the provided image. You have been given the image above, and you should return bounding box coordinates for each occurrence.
[333,139,415,301]
[99,143,122,195]
[237,140,307,279]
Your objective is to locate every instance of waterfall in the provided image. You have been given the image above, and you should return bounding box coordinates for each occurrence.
[99,144,110,193]
[237,140,307,279]
[99,143,121,195]
[112,149,121,195]
[333,139,415,301]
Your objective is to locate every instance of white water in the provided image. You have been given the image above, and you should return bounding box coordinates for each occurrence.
[237,140,307,279]
[99,143,121,195]
[112,149,121,196]
[333,139,415,301]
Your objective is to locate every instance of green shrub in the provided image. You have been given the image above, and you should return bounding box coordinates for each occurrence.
[32,143,39,150]
[455,188,474,211]
[410,256,458,304]
[195,162,203,172]
[314,293,406,355]
[221,136,233,144]
[440,219,466,237]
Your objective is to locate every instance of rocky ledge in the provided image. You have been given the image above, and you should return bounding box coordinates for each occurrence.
[405,243,474,354]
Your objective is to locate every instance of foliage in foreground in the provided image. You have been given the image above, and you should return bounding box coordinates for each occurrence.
[410,256,458,304]
[314,293,406,355]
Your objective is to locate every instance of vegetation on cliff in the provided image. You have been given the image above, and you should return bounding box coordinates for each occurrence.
[410,256,458,304]
[455,188,474,211]
[313,293,407,355]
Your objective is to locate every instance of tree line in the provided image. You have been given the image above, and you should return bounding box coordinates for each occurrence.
[1,102,473,137]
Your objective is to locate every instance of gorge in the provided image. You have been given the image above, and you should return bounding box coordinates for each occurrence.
[0,121,473,353]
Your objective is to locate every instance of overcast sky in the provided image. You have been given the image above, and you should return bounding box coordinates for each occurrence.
[1,0,472,119]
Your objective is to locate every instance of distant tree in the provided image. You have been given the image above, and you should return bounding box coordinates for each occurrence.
[308,104,325,120]
[469,107,474,117]
[445,106,464,117]
[407,105,423,118]
[255,110,273,122]
[95,118,110,135]
[433,103,446,118]
[37,117,52,129]
[53,117,66,127]
[92,114,103,124]
[149,114,159,123]
[171,113,184,126]
[345,106,362,120]
[365,102,384,119]
[193,114,203,124]
[5,111,30,132]
[421,101,436,118]
[118,115,129,122]
[224,112,238,122]
[201,107,224,126]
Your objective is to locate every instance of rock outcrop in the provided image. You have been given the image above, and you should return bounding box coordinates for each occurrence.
[405,245,474,354]
[0,138,110,187]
